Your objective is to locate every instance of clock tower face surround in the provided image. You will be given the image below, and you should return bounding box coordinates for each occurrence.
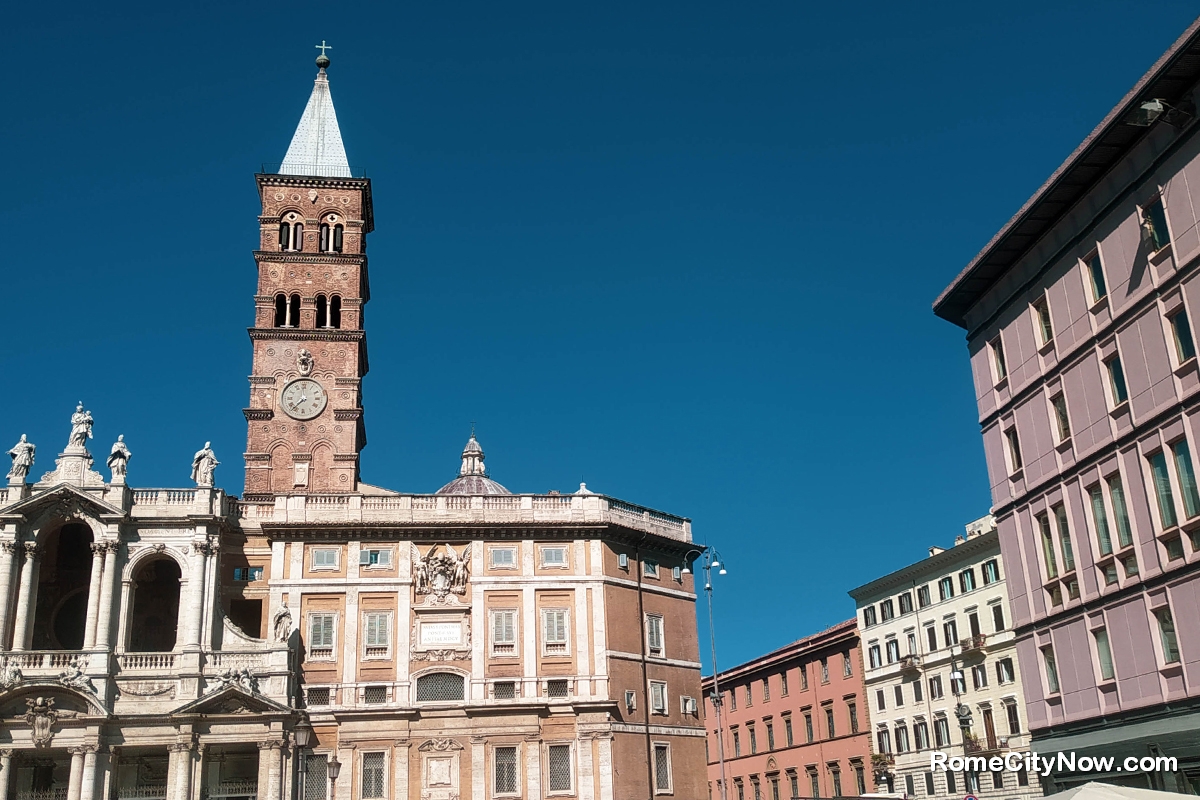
[242,173,374,497]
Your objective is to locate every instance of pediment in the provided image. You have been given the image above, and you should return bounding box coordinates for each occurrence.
[0,684,106,718]
[3,484,124,523]
[172,684,291,717]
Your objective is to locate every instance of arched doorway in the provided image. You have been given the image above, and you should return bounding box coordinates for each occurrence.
[129,558,182,652]
[31,522,94,650]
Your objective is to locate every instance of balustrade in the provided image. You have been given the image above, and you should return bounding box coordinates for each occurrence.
[119,653,176,670]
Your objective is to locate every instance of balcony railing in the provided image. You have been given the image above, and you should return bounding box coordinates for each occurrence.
[203,781,258,799]
[961,634,987,653]
[116,786,168,800]
[16,789,69,800]
[6,651,90,670]
[119,653,175,671]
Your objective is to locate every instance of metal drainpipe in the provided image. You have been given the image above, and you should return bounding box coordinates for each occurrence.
[635,532,656,799]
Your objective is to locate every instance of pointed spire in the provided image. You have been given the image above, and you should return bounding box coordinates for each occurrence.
[279,45,351,178]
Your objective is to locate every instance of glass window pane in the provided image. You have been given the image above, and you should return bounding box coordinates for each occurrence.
[1038,514,1058,579]
[1088,254,1108,301]
[1172,440,1200,518]
[1150,451,1179,528]
[1095,629,1114,680]
[1108,474,1134,548]
[1172,310,1197,362]
[1108,357,1129,404]
[1090,485,1113,555]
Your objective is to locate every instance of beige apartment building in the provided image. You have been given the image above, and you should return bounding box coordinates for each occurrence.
[849,517,1042,800]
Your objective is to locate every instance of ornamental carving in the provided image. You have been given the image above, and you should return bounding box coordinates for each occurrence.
[0,660,22,689]
[56,659,95,694]
[215,667,259,694]
[418,739,464,752]
[24,697,58,748]
[413,544,471,602]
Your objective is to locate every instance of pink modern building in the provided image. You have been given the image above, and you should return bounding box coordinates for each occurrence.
[935,17,1200,794]
[701,620,876,800]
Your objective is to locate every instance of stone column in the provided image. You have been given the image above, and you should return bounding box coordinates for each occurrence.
[82,544,106,648]
[95,542,119,650]
[181,539,208,649]
[471,737,485,800]
[258,741,283,800]
[67,747,86,800]
[11,543,41,651]
[524,736,541,800]
[0,748,13,800]
[0,544,18,648]
[79,746,99,800]
[393,740,410,800]
[167,742,193,800]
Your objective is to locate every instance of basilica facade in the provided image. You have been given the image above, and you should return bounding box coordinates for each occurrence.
[0,53,705,800]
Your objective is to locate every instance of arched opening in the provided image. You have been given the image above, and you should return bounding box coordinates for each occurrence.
[269,443,292,494]
[128,557,182,652]
[315,295,328,329]
[330,295,342,329]
[289,294,301,328]
[415,672,465,703]
[32,522,94,650]
[310,444,333,492]
[319,223,330,252]
[333,224,344,253]
[278,222,291,250]
[292,222,304,251]
[274,294,287,327]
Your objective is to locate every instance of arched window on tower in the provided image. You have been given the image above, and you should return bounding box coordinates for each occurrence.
[315,295,328,329]
[330,295,342,329]
[274,294,288,327]
[321,214,345,253]
[278,222,291,250]
[333,224,344,253]
[289,294,301,328]
[319,223,330,252]
[292,222,304,251]
[279,212,304,251]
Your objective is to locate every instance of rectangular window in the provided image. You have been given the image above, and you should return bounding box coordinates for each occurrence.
[934,717,950,748]
[800,663,809,690]
[653,743,672,794]
[1006,702,1021,735]
[1086,252,1108,302]
[833,770,843,798]
[1043,646,1060,693]
[990,336,1008,382]
[825,707,836,738]
[305,755,328,800]
[1172,439,1200,518]
[359,548,392,567]
[1170,309,1197,363]
[362,612,390,658]
[1143,197,1171,250]
[876,689,886,711]
[542,609,569,655]
[898,592,913,614]
[843,652,852,677]
[946,771,956,795]
[848,701,859,733]
[868,645,881,668]
[938,577,954,601]
[926,625,938,652]
[992,604,1005,632]
[880,599,894,621]
[490,547,517,568]
[541,546,568,568]
[811,772,821,799]
[907,632,917,656]
[233,566,263,582]
[863,605,877,627]
[925,772,936,796]
[1150,451,1179,528]
[886,639,900,663]
[785,716,794,746]
[993,771,1004,790]
[762,677,770,701]
[491,609,518,657]
[1156,607,1181,663]
[821,658,829,683]
[312,548,338,569]
[805,713,814,743]
[547,744,573,792]
[642,559,659,577]
[729,689,736,710]
[650,681,667,714]
[915,721,929,750]
[494,746,518,795]
[1034,298,1054,346]
[1090,484,1113,555]
[745,685,753,705]
[928,675,943,700]
[913,679,923,702]
[780,670,789,695]
[906,775,916,798]
[856,766,866,796]
[1054,504,1075,572]
[982,559,1000,585]
[494,681,516,700]
[732,730,740,757]
[917,585,931,607]
[748,724,757,754]
[1094,628,1115,680]
[943,619,958,646]
[308,613,335,657]
[960,568,976,593]
[1107,355,1129,405]
[1038,512,1059,579]
[360,753,386,799]
[877,730,891,754]
[766,721,775,750]
[1005,428,1023,472]
[893,685,903,707]
[972,664,987,690]
[790,776,800,800]
[1050,394,1071,442]
[647,614,665,657]
[1107,474,1134,547]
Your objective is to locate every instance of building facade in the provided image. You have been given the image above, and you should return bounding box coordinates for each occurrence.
[849,517,1041,800]
[934,17,1200,793]
[702,620,875,800]
[0,53,707,800]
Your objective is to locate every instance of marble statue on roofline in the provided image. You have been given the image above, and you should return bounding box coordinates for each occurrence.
[191,442,219,487]
[7,435,35,482]
[68,403,94,449]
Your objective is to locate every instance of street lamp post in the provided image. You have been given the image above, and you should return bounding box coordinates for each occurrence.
[684,548,728,800]
[292,719,313,800]
[327,754,341,800]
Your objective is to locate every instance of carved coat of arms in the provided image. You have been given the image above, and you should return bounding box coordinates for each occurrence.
[413,544,471,602]
[25,697,58,747]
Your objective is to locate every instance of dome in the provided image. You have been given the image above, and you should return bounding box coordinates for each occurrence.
[435,434,512,496]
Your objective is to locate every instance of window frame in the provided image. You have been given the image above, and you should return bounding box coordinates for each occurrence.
[361,610,392,660]
[540,545,569,569]
[650,680,668,715]
[489,546,518,569]
[646,613,666,658]
[541,608,571,656]
[1051,392,1072,444]
[989,336,1008,384]
[492,745,521,797]
[1168,306,1198,365]
[1106,354,1130,406]
[652,741,674,795]
[359,547,393,569]
[1032,295,1054,347]
[359,751,387,800]
[545,742,575,795]
[311,547,339,571]
[1084,250,1108,304]
[490,608,519,658]
[306,612,337,660]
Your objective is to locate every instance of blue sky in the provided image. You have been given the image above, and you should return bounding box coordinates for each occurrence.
[5,0,1198,672]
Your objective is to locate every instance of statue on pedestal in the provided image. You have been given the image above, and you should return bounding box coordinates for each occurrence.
[6,436,35,483]
[106,435,131,481]
[67,403,94,449]
[191,442,219,487]
[273,604,292,642]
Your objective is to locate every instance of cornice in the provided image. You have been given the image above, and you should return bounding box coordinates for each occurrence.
[253,251,366,267]
[248,328,364,343]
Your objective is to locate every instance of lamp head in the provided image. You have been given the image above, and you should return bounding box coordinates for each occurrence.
[327,755,341,780]
[292,719,314,748]
[718,567,727,576]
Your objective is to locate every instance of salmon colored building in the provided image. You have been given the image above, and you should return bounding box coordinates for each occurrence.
[702,620,876,800]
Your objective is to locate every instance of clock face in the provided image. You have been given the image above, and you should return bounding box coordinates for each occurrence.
[280,379,328,420]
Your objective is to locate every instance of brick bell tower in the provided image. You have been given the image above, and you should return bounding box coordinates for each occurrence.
[244,47,373,498]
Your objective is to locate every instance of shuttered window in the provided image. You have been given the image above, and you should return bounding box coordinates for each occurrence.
[308,614,335,658]
[491,609,517,656]
[647,614,664,657]
[363,613,389,658]
[542,609,569,655]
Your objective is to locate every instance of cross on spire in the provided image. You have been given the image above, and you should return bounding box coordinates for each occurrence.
[316,40,332,57]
